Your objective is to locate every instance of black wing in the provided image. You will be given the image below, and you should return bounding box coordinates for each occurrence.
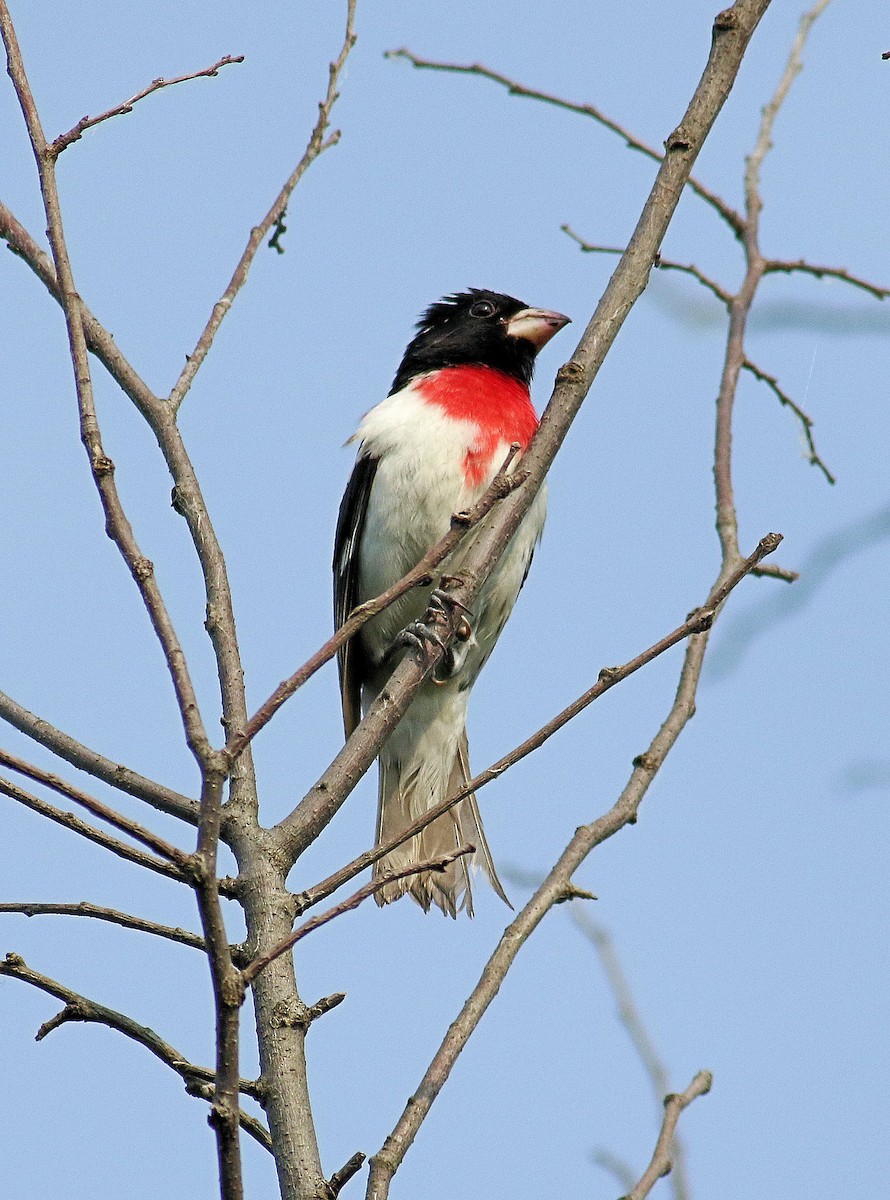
[333,451,378,738]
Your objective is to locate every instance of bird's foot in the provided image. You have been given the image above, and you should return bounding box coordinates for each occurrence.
[391,587,474,681]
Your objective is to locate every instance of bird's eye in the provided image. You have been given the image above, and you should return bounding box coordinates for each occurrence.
[469,300,496,318]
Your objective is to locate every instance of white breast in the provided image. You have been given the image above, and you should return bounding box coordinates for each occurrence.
[354,379,547,665]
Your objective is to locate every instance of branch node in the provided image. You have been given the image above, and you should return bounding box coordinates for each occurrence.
[556,360,584,384]
[307,991,347,1022]
[687,606,715,634]
[36,1001,84,1041]
[270,997,312,1030]
[665,125,691,152]
[557,884,598,904]
[714,7,740,31]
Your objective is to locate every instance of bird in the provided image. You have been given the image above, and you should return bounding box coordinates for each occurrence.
[333,289,570,916]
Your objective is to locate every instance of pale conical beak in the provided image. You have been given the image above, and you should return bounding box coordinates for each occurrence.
[505,307,571,349]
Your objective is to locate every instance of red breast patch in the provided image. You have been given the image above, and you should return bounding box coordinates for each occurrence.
[415,366,539,487]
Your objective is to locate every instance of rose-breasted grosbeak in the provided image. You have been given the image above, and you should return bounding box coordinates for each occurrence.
[334,289,570,916]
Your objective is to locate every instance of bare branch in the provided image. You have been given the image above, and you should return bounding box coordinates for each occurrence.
[0,773,190,885]
[0,2,214,769]
[50,55,244,156]
[386,48,746,238]
[225,446,524,761]
[0,747,192,865]
[744,0,832,222]
[193,772,245,1198]
[624,1072,713,1200]
[0,954,269,1147]
[764,257,890,300]
[742,358,835,483]
[167,0,357,411]
[718,0,834,549]
[750,561,799,582]
[578,919,671,1097]
[243,846,473,986]
[573,917,691,1200]
[562,225,734,305]
[0,688,197,824]
[0,194,259,779]
[0,901,205,952]
[0,197,171,425]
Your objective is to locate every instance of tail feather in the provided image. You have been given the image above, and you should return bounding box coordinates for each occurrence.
[456,737,512,910]
[373,733,510,917]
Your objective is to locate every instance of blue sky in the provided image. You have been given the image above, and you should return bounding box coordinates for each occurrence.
[2,2,888,1198]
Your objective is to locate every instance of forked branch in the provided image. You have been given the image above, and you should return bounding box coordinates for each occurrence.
[0,954,269,1147]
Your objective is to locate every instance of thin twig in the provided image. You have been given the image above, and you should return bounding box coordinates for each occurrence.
[577,919,671,1097]
[0,773,190,885]
[0,901,206,952]
[226,446,523,761]
[167,0,357,412]
[0,747,192,864]
[325,1153,368,1198]
[243,846,473,986]
[386,49,746,239]
[0,690,198,826]
[744,0,832,220]
[50,55,244,155]
[561,225,733,306]
[764,257,890,301]
[742,358,835,483]
[750,561,799,582]
[0,955,272,1152]
[716,3,834,559]
[623,1072,713,1200]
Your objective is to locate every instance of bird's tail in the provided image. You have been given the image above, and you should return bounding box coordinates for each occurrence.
[373,731,510,917]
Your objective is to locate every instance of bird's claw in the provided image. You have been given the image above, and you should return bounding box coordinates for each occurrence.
[395,620,448,660]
